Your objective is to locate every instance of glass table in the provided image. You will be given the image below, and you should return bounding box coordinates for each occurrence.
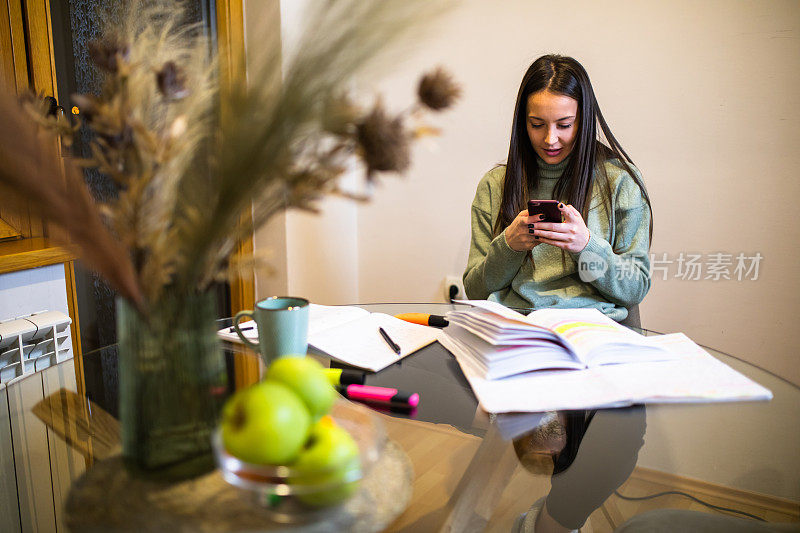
[4,303,799,532]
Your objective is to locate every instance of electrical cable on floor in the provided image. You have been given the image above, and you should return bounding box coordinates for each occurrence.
[613,489,766,522]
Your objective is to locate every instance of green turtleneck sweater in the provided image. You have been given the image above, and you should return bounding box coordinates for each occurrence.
[463,157,651,321]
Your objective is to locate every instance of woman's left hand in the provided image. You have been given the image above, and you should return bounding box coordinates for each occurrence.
[530,203,591,253]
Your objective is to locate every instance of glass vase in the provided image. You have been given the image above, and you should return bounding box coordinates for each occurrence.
[117,291,227,480]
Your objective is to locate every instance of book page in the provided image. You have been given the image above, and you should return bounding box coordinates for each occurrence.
[308,313,437,372]
[441,330,626,412]
[593,333,773,402]
[525,308,667,365]
[217,320,258,343]
[443,324,581,379]
[308,304,369,336]
[217,304,368,345]
[440,331,771,413]
[455,299,531,323]
[446,314,559,346]
[453,302,664,365]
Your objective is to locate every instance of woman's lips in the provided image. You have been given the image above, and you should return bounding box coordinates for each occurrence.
[543,148,562,157]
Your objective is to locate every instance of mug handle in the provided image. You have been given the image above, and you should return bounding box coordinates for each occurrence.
[233,310,260,350]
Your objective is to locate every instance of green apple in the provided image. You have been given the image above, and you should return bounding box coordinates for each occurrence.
[221,380,311,465]
[265,357,336,420]
[290,418,361,507]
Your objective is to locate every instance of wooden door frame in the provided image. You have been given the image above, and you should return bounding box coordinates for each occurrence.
[16,0,83,398]
[215,0,256,317]
[3,0,259,391]
[1,0,44,240]
[1,0,85,389]
[216,0,261,386]
[22,0,259,321]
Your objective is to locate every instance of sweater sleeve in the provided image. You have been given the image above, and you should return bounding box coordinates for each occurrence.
[463,175,528,299]
[569,175,651,308]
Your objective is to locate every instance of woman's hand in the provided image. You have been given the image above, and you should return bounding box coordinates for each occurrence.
[531,203,591,253]
[505,210,545,252]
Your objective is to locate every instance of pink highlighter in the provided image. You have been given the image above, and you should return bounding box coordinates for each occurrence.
[336,384,420,409]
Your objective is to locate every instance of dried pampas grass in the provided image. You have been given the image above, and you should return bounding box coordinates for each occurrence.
[0,93,143,309]
[0,0,460,310]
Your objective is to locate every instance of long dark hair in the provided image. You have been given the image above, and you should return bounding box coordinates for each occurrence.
[494,55,652,242]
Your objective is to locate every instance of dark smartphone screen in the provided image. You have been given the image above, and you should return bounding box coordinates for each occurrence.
[527,200,562,223]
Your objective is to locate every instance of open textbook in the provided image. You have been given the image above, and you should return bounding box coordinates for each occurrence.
[443,299,678,380]
[439,300,772,413]
[218,304,438,372]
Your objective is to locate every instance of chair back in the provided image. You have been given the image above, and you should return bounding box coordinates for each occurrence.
[619,304,641,329]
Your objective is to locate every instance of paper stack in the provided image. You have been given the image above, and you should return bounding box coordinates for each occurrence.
[218,304,438,372]
[439,300,773,413]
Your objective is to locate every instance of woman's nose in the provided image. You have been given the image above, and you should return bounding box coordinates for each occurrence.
[545,127,558,145]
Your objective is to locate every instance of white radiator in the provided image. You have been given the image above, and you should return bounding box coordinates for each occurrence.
[0,311,72,386]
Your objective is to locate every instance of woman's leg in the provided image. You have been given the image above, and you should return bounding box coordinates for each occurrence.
[544,406,647,530]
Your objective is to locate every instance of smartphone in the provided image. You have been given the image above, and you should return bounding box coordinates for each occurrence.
[527,200,562,223]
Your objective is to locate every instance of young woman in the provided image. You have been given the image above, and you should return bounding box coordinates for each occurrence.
[463,55,652,322]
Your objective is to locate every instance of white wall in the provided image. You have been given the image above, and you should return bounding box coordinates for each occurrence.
[249,1,800,384]
[248,0,360,304]
[0,264,71,324]
[356,0,800,384]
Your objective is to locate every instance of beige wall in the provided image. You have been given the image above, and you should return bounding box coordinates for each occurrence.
[356,0,800,385]
[250,1,800,384]
[247,0,360,304]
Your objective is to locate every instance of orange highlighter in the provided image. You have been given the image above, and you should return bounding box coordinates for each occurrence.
[394,313,449,328]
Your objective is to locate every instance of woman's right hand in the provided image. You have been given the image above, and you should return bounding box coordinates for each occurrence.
[505,209,545,252]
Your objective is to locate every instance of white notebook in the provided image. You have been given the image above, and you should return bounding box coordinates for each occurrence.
[440,330,773,413]
[218,304,438,372]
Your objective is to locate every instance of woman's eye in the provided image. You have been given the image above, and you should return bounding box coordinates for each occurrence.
[529,123,543,129]
[557,124,572,129]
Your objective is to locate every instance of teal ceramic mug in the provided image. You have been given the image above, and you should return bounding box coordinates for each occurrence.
[232,296,309,365]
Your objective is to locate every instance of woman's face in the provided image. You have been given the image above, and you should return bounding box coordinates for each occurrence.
[526,90,579,164]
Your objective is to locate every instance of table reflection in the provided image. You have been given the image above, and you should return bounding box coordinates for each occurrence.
[508,407,646,531]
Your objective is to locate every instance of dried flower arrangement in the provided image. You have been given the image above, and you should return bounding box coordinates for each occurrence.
[0,0,460,315]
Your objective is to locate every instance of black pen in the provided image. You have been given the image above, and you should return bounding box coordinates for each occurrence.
[378,327,401,354]
[229,326,254,333]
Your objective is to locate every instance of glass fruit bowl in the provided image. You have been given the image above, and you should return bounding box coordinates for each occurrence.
[212,398,387,523]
